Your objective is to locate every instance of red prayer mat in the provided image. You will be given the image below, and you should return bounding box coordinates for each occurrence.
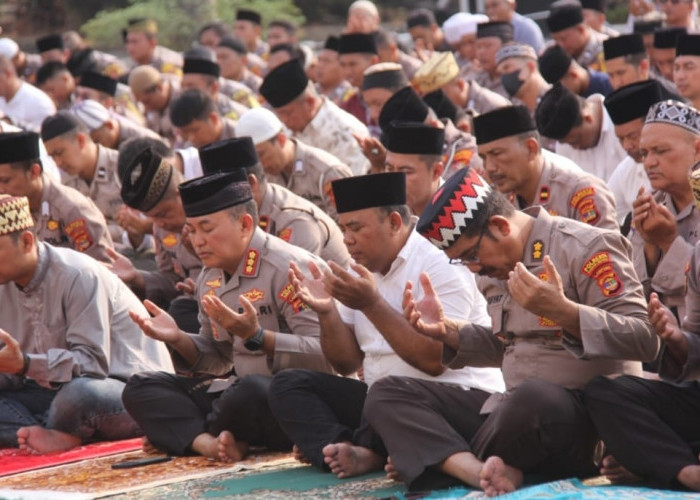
[0,437,142,477]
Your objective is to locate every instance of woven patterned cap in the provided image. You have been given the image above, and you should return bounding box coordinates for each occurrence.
[0,195,34,236]
[412,52,460,94]
[645,100,700,134]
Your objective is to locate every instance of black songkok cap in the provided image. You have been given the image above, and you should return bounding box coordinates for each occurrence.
[120,148,174,212]
[604,80,664,125]
[538,45,572,84]
[36,34,63,53]
[476,21,513,43]
[407,8,436,29]
[362,64,407,91]
[199,137,258,175]
[179,170,253,217]
[183,57,220,77]
[79,71,118,96]
[604,34,645,60]
[0,132,40,164]
[381,121,444,155]
[417,167,493,250]
[66,48,98,77]
[581,0,605,13]
[654,27,686,49]
[236,9,262,25]
[260,59,308,108]
[633,19,662,34]
[676,34,700,57]
[378,86,429,132]
[547,1,584,33]
[218,35,247,55]
[324,35,340,52]
[474,106,535,144]
[423,89,458,123]
[535,83,582,140]
[331,172,406,214]
[338,33,378,55]
[40,111,81,142]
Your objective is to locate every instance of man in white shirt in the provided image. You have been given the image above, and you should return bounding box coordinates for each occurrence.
[268,171,503,478]
[0,55,55,132]
[535,83,625,181]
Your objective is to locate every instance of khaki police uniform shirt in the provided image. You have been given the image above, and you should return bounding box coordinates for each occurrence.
[34,174,114,263]
[444,207,658,412]
[267,139,352,221]
[630,191,700,319]
[316,80,353,106]
[149,45,184,78]
[399,51,422,80]
[145,78,180,146]
[473,70,509,100]
[512,155,619,230]
[182,227,333,378]
[258,183,351,268]
[465,79,511,116]
[219,77,260,109]
[141,226,202,305]
[215,93,249,121]
[61,145,124,243]
[441,119,484,179]
[116,113,163,147]
[577,28,607,71]
[294,97,371,176]
[0,242,174,389]
[239,68,263,96]
[94,49,128,79]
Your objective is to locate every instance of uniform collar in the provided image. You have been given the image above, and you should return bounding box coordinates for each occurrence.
[521,206,555,268]
[291,139,308,177]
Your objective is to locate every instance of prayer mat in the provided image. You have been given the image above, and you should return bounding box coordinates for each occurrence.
[0,438,142,477]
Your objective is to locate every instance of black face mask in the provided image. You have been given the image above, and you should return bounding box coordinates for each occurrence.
[501,68,526,97]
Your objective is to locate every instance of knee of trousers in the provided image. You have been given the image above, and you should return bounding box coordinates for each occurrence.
[53,377,124,408]
[584,375,636,409]
[225,375,271,407]
[363,376,414,425]
[268,369,321,405]
[122,371,173,410]
[490,379,576,430]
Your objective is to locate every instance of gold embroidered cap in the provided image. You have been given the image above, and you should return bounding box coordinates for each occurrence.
[412,52,459,95]
[0,195,34,236]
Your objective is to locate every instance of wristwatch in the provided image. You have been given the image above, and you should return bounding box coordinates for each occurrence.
[244,326,265,351]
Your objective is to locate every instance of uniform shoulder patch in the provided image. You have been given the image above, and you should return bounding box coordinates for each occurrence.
[278,228,293,242]
[581,251,623,297]
[65,219,93,252]
[278,282,309,313]
[258,215,270,232]
[242,249,260,276]
[569,187,595,208]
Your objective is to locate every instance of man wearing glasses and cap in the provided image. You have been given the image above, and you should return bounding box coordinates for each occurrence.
[361,167,658,495]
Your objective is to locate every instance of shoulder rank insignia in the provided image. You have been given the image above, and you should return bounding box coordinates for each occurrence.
[532,240,544,260]
[243,249,260,276]
[539,186,550,204]
[47,219,59,231]
[278,228,293,242]
[162,233,178,247]
[258,215,270,232]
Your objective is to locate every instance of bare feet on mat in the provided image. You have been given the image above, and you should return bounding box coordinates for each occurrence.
[677,455,700,491]
[17,426,81,454]
[600,455,642,484]
[322,442,385,478]
[479,456,523,497]
[217,430,248,463]
[293,444,312,465]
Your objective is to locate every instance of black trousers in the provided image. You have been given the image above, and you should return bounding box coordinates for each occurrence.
[168,296,200,334]
[364,377,598,491]
[122,371,291,456]
[585,375,700,488]
[267,369,385,470]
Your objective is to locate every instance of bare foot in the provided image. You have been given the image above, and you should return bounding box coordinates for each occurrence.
[479,456,523,497]
[141,436,161,454]
[677,454,700,491]
[16,426,81,455]
[293,444,312,465]
[385,456,402,481]
[217,430,248,463]
[191,432,220,460]
[322,442,385,479]
[600,455,641,484]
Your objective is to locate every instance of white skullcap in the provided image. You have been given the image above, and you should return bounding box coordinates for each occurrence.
[235,107,283,145]
[0,38,19,59]
[443,13,490,45]
[70,99,110,131]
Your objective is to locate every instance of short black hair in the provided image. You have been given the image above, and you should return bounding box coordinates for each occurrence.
[460,189,515,238]
[198,21,233,40]
[170,89,218,127]
[268,19,297,36]
[36,61,70,86]
[377,204,411,225]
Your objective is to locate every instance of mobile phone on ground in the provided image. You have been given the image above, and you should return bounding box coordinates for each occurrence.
[111,456,172,469]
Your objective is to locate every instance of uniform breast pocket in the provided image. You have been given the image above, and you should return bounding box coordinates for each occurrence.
[487,303,505,335]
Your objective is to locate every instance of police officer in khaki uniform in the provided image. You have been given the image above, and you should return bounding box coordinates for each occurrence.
[216,35,263,97]
[473,22,513,99]
[70,98,163,151]
[128,65,181,145]
[630,100,700,322]
[181,55,249,121]
[474,106,618,230]
[547,1,607,72]
[170,89,237,149]
[122,18,183,78]
[199,138,351,268]
[113,139,202,332]
[0,131,114,262]
[76,70,146,127]
[236,107,352,220]
[362,167,658,494]
[122,168,333,462]
[41,112,126,245]
[412,51,510,117]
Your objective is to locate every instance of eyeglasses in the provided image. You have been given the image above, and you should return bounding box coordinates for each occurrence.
[449,226,487,266]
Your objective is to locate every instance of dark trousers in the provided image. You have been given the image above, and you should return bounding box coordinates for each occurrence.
[122,371,290,456]
[168,296,200,334]
[364,377,598,491]
[267,369,385,470]
[585,375,700,488]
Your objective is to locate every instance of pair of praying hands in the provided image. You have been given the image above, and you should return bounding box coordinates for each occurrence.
[632,188,678,252]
